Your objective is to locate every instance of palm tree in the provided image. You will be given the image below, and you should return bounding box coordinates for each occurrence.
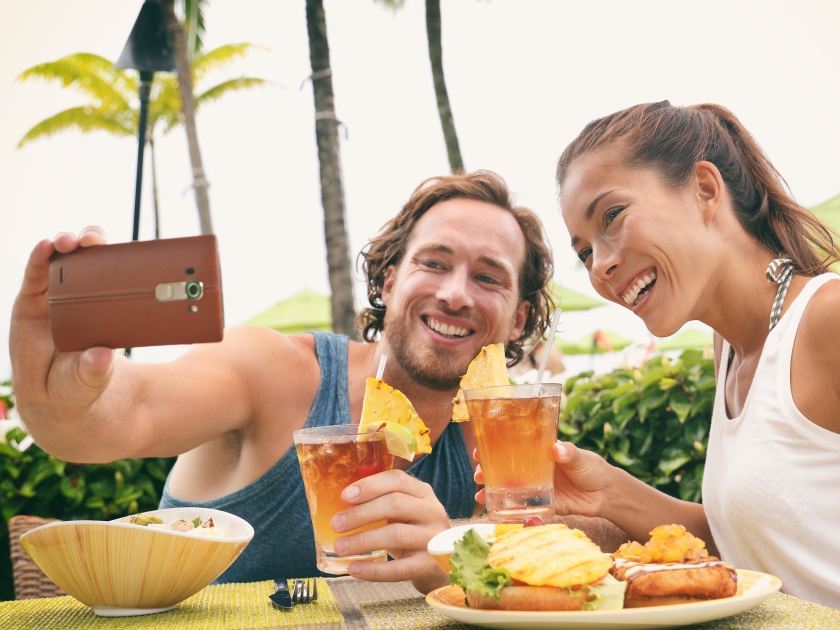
[424,0,463,173]
[16,46,268,237]
[161,0,212,234]
[375,0,464,173]
[305,0,357,338]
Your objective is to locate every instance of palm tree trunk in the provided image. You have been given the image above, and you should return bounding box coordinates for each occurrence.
[305,0,356,338]
[149,135,161,239]
[425,0,464,173]
[161,0,214,235]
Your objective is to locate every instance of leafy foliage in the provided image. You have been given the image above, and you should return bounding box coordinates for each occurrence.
[16,45,270,148]
[560,350,715,504]
[0,385,175,601]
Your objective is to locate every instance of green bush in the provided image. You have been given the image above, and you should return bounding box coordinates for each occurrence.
[560,349,715,504]
[0,381,176,601]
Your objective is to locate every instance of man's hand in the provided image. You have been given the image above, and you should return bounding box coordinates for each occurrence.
[330,469,451,594]
[11,228,117,434]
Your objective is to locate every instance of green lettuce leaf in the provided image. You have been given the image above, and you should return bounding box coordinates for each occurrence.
[581,573,626,611]
[448,528,513,600]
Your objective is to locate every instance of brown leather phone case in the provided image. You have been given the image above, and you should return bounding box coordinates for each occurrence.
[49,235,224,352]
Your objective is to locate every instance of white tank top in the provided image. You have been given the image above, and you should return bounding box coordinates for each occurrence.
[703,273,840,608]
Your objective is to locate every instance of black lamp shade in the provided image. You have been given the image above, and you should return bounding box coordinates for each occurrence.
[115,0,177,73]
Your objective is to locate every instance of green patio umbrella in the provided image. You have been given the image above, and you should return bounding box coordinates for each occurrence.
[548,282,605,311]
[244,289,333,335]
[655,328,713,351]
[555,330,634,355]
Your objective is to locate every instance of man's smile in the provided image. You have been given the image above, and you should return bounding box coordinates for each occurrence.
[421,315,475,339]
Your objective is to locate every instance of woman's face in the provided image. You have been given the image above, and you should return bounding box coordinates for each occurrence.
[560,149,717,337]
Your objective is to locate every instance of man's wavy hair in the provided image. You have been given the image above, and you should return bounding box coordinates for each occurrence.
[356,170,555,366]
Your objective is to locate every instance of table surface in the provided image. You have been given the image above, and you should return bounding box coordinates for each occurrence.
[322,578,840,630]
[2,577,838,629]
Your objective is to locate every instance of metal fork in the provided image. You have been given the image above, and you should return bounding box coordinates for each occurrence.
[292,578,318,604]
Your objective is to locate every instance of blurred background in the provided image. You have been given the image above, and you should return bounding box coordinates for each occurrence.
[2,0,840,380]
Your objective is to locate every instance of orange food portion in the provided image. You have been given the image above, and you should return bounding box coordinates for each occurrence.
[614,524,710,564]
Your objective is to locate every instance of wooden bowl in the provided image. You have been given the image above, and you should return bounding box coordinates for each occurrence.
[19,507,253,616]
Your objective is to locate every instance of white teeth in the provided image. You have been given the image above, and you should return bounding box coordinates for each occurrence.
[427,317,470,338]
[622,271,657,305]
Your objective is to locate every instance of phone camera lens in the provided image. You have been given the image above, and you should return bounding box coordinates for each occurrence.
[185,279,204,300]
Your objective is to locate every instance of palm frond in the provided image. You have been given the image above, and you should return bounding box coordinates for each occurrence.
[195,77,271,108]
[192,44,268,85]
[148,75,182,132]
[16,53,136,109]
[17,107,135,149]
[182,0,208,56]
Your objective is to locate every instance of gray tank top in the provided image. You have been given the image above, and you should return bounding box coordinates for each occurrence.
[159,331,475,582]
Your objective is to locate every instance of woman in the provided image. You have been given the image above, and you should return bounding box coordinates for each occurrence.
[480,101,840,608]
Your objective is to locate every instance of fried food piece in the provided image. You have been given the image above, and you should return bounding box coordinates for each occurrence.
[452,343,509,422]
[612,562,738,608]
[488,524,613,588]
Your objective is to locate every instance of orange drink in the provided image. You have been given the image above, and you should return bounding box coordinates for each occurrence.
[294,425,395,574]
[464,383,561,523]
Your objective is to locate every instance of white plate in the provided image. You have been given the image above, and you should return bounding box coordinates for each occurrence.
[426,569,781,629]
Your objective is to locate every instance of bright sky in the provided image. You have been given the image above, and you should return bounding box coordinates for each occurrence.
[2,0,840,380]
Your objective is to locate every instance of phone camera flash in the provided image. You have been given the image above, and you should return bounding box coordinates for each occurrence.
[189,305,198,312]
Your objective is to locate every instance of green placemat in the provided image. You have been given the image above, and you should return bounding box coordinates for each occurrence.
[0,578,343,629]
[359,592,840,630]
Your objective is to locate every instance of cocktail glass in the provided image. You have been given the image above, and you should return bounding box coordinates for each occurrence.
[294,424,396,574]
[463,383,561,523]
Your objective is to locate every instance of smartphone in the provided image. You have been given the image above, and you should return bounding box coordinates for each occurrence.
[49,235,224,352]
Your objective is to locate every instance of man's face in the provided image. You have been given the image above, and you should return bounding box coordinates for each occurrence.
[381,198,530,390]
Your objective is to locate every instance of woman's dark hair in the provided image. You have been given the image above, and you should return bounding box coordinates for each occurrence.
[557,101,840,275]
[357,170,555,366]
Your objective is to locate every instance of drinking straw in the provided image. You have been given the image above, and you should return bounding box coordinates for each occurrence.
[534,309,562,390]
[376,354,388,380]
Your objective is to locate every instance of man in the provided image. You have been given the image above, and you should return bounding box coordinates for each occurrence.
[11,170,620,594]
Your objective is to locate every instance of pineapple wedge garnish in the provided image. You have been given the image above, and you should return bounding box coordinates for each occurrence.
[358,378,432,455]
[451,343,509,422]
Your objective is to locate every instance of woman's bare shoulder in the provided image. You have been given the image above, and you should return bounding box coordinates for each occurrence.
[790,278,840,433]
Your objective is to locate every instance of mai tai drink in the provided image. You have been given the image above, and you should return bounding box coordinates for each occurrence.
[464,383,561,523]
[294,425,396,574]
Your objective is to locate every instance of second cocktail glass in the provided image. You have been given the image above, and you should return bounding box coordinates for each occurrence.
[294,425,396,574]
[464,383,561,523]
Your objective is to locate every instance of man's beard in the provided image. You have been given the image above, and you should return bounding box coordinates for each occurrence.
[384,310,470,391]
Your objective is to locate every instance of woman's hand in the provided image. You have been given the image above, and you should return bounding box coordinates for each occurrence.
[330,469,451,594]
[474,441,616,518]
[550,441,615,517]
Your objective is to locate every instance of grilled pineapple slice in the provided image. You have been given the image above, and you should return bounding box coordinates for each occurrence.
[451,343,509,422]
[488,524,612,588]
